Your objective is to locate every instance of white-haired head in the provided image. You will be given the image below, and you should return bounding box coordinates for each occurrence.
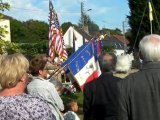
[139,34,160,62]
[115,54,133,73]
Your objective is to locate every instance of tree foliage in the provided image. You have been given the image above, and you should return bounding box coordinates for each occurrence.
[61,22,78,35]
[25,20,49,42]
[10,19,28,43]
[7,17,51,55]
[0,40,22,54]
[101,46,115,53]
[99,28,122,36]
[128,0,160,49]
[78,14,99,36]
[0,0,20,55]
[88,20,99,36]
[19,41,48,56]
[0,2,51,55]
[10,19,49,43]
[0,0,9,13]
[66,47,73,56]
[61,22,72,35]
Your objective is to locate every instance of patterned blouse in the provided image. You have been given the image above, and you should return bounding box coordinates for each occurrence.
[0,93,55,120]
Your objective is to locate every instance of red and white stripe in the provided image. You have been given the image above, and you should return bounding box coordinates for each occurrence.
[48,13,68,60]
[74,56,99,90]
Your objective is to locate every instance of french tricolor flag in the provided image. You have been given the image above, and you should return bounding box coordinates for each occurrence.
[92,38,101,77]
[62,41,101,90]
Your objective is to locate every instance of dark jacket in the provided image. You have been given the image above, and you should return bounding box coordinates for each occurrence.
[119,62,160,120]
[83,72,121,120]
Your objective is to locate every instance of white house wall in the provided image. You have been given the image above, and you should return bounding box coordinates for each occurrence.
[115,50,125,56]
[63,26,85,51]
[63,26,72,48]
[0,19,11,42]
[74,30,83,51]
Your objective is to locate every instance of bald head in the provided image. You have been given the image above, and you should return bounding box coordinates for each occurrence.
[139,34,160,62]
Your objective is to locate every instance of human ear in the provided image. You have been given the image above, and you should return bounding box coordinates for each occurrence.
[20,74,27,83]
[39,70,43,75]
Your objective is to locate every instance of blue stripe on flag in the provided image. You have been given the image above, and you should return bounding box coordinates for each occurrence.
[61,42,93,74]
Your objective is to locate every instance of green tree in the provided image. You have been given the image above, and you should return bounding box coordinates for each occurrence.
[0,40,22,54]
[114,28,122,35]
[19,41,48,56]
[10,19,49,43]
[6,42,22,54]
[0,1,21,54]
[88,20,99,36]
[25,19,49,43]
[61,22,72,35]
[10,19,28,43]
[128,0,160,49]
[99,28,122,36]
[125,28,132,42]
[66,47,73,56]
[101,46,115,53]
[61,22,78,35]
[78,14,99,36]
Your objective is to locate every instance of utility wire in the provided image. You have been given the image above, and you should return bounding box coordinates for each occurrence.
[11,6,80,15]
[132,2,147,51]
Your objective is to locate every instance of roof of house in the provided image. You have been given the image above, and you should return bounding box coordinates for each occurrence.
[113,35,129,45]
[74,28,92,40]
[1,14,12,20]
[101,36,126,50]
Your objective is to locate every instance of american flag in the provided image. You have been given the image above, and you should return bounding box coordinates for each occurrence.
[48,0,68,60]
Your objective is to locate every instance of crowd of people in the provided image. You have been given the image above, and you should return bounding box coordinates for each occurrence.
[0,53,78,120]
[83,34,160,120]
[0,34,160,120]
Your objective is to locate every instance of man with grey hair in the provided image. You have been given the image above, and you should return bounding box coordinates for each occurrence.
[119,34,160,120]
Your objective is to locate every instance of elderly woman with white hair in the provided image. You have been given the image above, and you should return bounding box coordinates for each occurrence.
[114,54,133,78]
[0,54,55,119]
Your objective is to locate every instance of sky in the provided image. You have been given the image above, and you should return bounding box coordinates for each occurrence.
[3,0,129,30]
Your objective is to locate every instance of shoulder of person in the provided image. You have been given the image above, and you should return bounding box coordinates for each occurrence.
[28,78,51,86]
[119,71,141,89]
[100,72,122,82]
[64,111,78,120]
[39,80,57,90]
[84,79,97,89]
[25,93,48,102]
[113,75,123,81]
[25,94,55,119]
[20,94,50,109]
[114,73,128,79]
[123,70,140,81]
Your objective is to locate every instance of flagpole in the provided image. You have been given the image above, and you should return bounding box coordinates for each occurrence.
[73,26,75,52]
[48,0,53,57]
[150,21,152,34]
[49,0,51,28]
